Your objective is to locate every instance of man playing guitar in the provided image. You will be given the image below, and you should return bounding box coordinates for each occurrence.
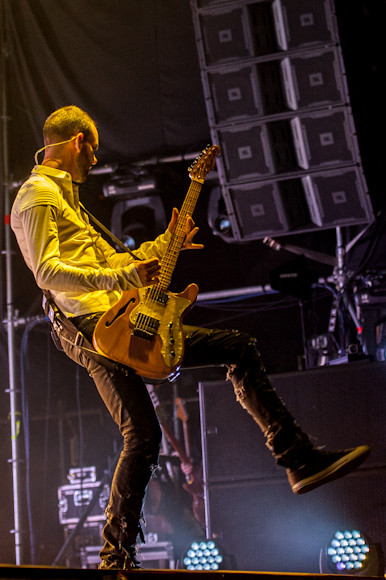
[11,106,370,570]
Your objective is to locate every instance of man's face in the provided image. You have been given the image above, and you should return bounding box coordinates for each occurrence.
[75,124,99,183]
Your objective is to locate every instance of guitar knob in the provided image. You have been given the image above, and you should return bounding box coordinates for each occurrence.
[170,351,175,358]
[170,338,175,345]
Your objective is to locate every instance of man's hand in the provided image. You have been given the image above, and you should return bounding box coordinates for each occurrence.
[180,460,195,477]
[134,258,161,286]
[168,207,204,251]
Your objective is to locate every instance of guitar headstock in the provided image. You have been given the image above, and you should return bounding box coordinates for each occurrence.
[175,397,189,423]
[188,144,221,183]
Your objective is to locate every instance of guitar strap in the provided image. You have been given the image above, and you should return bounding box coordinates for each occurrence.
[41,289,118,372]
[79,201,143,260]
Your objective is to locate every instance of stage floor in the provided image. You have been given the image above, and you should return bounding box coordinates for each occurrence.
[0,566,381,580]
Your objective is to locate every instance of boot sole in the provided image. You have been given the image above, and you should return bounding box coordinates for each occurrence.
[290,445,371,495]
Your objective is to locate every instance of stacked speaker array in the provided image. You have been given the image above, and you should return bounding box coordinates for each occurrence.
[190,0,373,241]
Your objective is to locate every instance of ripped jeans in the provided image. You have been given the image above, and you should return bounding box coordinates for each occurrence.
[60,317,313,566]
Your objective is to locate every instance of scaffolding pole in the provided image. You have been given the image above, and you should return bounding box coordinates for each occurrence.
[1,0,23,564]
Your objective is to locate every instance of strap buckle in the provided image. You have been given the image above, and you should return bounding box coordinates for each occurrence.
[42,294,56,323]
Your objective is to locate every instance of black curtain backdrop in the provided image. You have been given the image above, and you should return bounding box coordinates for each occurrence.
[2,0,385,354]
[1,0,386,567]
[4,0,385,198]
[5,0,210,181]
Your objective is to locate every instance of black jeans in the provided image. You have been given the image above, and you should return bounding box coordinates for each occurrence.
[60,315,313,566]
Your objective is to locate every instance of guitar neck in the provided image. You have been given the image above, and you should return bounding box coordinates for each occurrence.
[158,417,190,465]
[147,386,190,463]
[159,178,202,289]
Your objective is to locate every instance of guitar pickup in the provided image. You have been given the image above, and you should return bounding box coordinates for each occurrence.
[147,288,169,305]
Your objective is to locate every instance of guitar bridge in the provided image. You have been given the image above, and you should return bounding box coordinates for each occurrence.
[132,328,155,341]
[133,314,160,341]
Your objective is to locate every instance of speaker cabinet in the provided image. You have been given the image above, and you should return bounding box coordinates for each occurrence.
[205,472,386,573]
[191,0,373,240]
[290,108,357,170]
[199,362,386,572]
[302,167,371,227]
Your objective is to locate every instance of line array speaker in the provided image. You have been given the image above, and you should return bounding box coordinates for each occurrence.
[191,0,373,241]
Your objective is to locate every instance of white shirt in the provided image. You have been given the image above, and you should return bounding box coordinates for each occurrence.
[11,165,171,317]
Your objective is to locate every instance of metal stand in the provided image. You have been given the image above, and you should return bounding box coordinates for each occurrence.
[264,224,373,365]
[1,1,23,564]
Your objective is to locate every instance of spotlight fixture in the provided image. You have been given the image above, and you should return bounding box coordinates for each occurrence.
[182,539,225,571]
[110,196,166,251]
[207,186,234,242]
[321,530,385,576]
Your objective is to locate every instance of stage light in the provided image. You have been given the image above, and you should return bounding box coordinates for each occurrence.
[321,530,384,576]
[182,539,225,571]
[215,215,231,235]
[110,195,166,250]
[207,186,234,242]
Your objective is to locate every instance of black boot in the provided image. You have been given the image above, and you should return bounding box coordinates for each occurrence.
[98,501,144,569]
[98,443,159,570]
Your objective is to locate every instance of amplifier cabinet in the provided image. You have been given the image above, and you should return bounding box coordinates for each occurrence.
[199,361,386,484]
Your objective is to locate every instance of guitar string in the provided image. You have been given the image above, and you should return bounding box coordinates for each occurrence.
[138,180,202,335]
[134,144,215,334]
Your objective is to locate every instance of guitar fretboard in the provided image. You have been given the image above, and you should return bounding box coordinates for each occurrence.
[158,179,202,290]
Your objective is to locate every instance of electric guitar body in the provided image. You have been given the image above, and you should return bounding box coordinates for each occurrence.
[92,144,221,380]
[93,283,198,380]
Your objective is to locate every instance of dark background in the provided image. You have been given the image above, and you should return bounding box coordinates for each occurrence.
[2,0,386,319]
[0,0,385,570]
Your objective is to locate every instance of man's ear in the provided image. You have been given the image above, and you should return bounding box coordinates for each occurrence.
[74,132,84,151]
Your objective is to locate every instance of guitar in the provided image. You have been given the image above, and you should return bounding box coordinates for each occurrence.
[147,385,205,528]
[92,144,220,380]
[175,397,205,527]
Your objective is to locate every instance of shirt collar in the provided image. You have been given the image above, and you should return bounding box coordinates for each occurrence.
[32,165,79,210]
[32,164,72,182]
